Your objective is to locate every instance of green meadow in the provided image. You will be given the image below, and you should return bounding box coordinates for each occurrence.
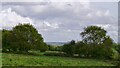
[2,52,115,66]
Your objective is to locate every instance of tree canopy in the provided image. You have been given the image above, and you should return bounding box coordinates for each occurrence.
[2,23,47,53]
[80,26,107,45]
[61,26,114,59]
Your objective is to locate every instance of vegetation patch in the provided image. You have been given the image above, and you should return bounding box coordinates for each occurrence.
[2,53,115,66]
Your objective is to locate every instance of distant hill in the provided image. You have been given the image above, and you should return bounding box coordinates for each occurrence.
[46,42,67,46]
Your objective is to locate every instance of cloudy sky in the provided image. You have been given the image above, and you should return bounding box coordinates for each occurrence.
[0,0,119,43]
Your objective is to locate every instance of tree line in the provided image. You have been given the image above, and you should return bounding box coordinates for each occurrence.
[1,23,120,67]
[62,26,119,59]
[2,23,120,60]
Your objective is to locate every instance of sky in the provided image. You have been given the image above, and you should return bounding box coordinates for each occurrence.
[0,0,119,43]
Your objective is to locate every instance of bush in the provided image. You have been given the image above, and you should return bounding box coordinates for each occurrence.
[39,43,49,52]
[55,46,62,51]
[47,45,62,52]
[62,40,75,57]
[118,44,120,53]
[116,45,120,68]
[2,29,12,52]
[44,51,66,57]
[116,55,120,68]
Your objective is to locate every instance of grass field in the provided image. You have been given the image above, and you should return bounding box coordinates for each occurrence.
[2,52,115,66]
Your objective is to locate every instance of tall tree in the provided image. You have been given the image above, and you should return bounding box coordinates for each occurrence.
[11,23,45,52]
[80,26,113,59]
[80,26,107,45]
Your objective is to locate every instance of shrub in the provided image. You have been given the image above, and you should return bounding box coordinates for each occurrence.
[48,45,56,51]
[44,51,66,57]
[116,55,120,68]
[62,40,75,57]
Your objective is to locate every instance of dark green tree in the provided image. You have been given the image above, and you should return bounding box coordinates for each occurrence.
[102,36,113,58]
[118,44,120,53]
[74,41,86,57]
[2,29,12,52]
[117,44,120,68]
[80,26,113,59]
[38,43,49,52]
[11,23,45,52]
[62,40,75,56]
[80,26,107,45]
[47,45,56,51]
[74,41,83,54]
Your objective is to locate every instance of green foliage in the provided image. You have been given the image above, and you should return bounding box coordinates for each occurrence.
[74,41,88,57]
[111,48,119,60]
[48,45,57,51]
[116,45,120,67]
[2,29,12,52]
[2,52,114,66]
[80,26,107,45]
[79,26,114,59]
[39,43,49,52]
[48,45,62,51]
[62,40,75,56]
[44,51,66,57]
[102,36,114,58]
[2,24,117,60]
[2,23,47,53]
[89,36,114,59]
[55,46,62,51]
[117,44,120,53]
[12,23,42,52]
[116,55,120,68]
[62,26,114,59]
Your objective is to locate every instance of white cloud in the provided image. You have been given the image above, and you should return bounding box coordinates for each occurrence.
[95,24,118,31]
[43,21,59,29]
[2,0,118,2]
[94,24,118,42]
[1,2,118,42]
[96,24,111,29]
[0,8,34,29]
[96,10,103,17]
[30,5,48,13]
[86,13,93,18]
[104,10,110,16]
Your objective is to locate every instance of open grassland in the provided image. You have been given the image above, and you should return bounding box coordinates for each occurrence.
[2,52,115,66]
